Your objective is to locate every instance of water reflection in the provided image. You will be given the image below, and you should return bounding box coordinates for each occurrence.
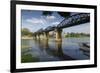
[38,39,75,60]
[21,38,90,63]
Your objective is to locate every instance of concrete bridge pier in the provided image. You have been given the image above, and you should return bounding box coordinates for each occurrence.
[43,32,49,40]
[55,28,62,41]
[36,34,40,40]
[40,34,44,40]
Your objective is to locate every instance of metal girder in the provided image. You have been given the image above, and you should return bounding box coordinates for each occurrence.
[33,13,90,35]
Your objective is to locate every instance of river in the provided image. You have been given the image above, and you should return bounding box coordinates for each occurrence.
[21,37,90,63]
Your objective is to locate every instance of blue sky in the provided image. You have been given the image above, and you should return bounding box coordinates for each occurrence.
[21,10,90,33]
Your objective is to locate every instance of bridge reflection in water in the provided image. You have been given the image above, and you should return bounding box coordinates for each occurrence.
[21,37,90,62]
[36,39,75,61]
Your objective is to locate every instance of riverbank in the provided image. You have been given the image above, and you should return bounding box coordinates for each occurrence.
[21,36,33,40]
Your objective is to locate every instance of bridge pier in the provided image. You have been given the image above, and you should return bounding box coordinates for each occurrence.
[36,34,40,40]
[40,34,44,40]
[43,32,49,40]
[55,29,62,41]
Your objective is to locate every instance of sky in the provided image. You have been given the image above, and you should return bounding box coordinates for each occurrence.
[21,10,90,33]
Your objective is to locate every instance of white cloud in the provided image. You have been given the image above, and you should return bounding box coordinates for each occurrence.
[26,17,46,24]
[46,15,56,20]
[52,22,60,25]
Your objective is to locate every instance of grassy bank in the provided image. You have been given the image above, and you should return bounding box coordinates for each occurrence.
[21,54,39,63]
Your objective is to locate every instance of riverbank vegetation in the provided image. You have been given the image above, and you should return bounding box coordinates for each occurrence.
[21,28,90,39]
[21,28,33,37]
[21,28,33,39]
[21,53,39,63]
[64,32,90,38]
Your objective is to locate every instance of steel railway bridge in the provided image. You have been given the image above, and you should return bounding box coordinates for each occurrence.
[32,13,90,41]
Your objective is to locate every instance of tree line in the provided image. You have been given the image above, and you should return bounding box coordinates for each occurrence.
[64,32,90,38]
[21,28,33,37]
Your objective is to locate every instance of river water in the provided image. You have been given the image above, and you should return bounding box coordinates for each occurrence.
[21,37,90,63]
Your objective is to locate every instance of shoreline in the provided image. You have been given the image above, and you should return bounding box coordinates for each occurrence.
[21,36,33,40]
[21,36,89,40]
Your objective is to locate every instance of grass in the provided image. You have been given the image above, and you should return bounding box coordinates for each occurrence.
[21,54,39,63]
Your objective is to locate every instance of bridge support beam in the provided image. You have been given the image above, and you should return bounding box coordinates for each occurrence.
[55,29,62,41]
[43,32,49,40]
[36,34,40,40]
[40,34,44,40]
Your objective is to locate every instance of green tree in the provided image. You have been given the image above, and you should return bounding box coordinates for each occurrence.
[21,28,33,36]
